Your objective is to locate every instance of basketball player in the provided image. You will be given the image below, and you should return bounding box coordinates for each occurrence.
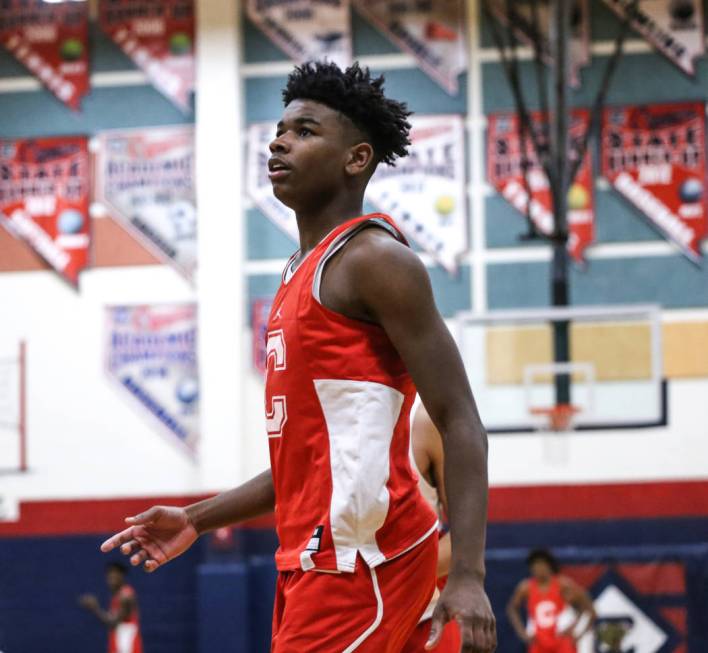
[78,562,143,653]
[401,403,461,653]
[507,549,596,653]
[101,62,496,653]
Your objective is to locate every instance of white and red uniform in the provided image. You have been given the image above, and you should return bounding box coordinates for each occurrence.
[527,577,575,653]
[266,214,439,652]
[108,585,142,653]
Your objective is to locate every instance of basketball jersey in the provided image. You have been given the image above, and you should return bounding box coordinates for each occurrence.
[265,213,438,573]
[108,585,142,653]
[528,577,567,646]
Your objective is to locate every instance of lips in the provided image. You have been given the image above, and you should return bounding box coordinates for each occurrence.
[268,157,291,181]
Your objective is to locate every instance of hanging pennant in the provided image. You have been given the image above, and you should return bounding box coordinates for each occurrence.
[601,0,704,76]
[98,0,195,112]
[0,0,89,110]
[487,110,595,263]
[601,102,707,263]
[0,137,90,286]
[105,304,199,458]
[247,116,468,273]
[246,0,351,69]
[484,0,590,88]
[92,126,197,281]
[353,0,467,95]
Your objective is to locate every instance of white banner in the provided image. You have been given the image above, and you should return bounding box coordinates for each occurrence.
[602,0,704,76]
[105,304,199,458]
[354,0,467,95]
[92,126,196,282]
[246,0,351,69]
[246,114,468,273]
[485,0,590,87]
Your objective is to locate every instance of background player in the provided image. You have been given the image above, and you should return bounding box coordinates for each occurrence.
[100,62,496,653]
[78,562,143,653]
[506,549,596,653]
[401,403,461,653]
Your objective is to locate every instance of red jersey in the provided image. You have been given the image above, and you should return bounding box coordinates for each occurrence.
[528,577,568,648]
[265,213,438,573]
[108,584,143,653]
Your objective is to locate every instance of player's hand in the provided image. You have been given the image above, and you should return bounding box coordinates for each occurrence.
[78,593,99,610]
[426,572,496,652]
[100,505,198,573]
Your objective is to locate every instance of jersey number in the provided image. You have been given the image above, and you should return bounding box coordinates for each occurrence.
[266,330,287,438]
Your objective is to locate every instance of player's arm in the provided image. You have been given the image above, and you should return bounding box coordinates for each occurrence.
[506,580,532,644]
[559,576,596,639]
[100,469,275,572]
[77,594,133,629]
[412,406,451,578]
[334,231,496,652]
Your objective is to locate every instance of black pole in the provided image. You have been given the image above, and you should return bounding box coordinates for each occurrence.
[551,0,571,406]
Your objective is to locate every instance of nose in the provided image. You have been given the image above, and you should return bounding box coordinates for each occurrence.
[269,132,290,154]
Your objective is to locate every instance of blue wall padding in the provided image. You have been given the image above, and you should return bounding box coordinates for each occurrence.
[247,555,279,652]
[197,563,250,653]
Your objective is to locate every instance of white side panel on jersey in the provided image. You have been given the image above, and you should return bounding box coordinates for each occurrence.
[314,379,404,572]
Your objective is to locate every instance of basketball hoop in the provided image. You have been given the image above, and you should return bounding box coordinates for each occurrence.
[530,404,581,432]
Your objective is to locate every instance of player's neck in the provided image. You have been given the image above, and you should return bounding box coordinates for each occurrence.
[295,194,365,254]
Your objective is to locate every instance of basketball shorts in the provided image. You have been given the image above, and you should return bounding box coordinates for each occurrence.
[400,617,461,653]
[271,532,437,653]
[529,636,577,653]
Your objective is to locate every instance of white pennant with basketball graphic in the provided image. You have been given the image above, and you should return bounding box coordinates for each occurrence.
[246,0,351,69]
[247,116,468,273]
[601,0,705,76]
[354,0,467,95]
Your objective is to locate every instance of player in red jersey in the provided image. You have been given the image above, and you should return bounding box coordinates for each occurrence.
[507,550,596,653]
[78,562,143,653]
[100,62,495,653]
[401,404,462,653]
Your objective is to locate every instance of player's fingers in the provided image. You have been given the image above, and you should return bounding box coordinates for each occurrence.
[425,605,448,650]
[120,539,140,555]
[100,527,135,553]
[144,559,160,573]
[125,505,163,526]
[130,549,149,567]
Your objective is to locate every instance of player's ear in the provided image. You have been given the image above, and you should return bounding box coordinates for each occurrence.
[344,142,375,177]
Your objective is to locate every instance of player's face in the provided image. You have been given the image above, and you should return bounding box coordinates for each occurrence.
[268,99,354,210]
[530,559,553,581]
[106,569,124,591]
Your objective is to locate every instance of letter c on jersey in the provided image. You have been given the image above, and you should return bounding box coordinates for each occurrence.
[535,600,558,630]
[266,330,287,438]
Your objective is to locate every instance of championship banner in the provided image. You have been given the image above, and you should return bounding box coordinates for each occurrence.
[602,0,704,76]
[252,297,274,376]
[0,136,90,286]
[354,0,467,95]
[601,102,707,262]
[247,117,468,272]
[0,0,89,110]
[367,114,468,272]
[487,110,595,262]
[246,0,351,69]
[98,0,195,113]
[92,126,197,281]
[105,304,199,457]
[484,0,590,88]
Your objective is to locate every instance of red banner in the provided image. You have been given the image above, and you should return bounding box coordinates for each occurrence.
[487,110,595,262]
[0,0,89,110]
[0,137,90,286]
[99,0,195,113]
[602,102,707,262]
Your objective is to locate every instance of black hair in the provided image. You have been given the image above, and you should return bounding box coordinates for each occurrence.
[526,548,560,573]
[282,61,412,166]
[106,561,127,575]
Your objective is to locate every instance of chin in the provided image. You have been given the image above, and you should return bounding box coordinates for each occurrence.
[271,185,296,209]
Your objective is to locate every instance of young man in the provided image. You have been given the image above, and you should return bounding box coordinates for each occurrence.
[101,62,495,653]
[507,549,596,653]
[401,403,461,653]
[78,562,143,653]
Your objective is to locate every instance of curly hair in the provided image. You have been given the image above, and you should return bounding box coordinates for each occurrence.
[282,61,412,166]
[526,548,560,574]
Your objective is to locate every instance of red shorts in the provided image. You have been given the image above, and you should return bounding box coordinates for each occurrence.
[271,533,437,653]
[400,618,461,653]
[529,636,576,653]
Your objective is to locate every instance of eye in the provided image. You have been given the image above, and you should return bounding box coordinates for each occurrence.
[298,127,312,137]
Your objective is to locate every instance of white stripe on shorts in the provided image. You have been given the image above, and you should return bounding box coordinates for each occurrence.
[342,567,384,652]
